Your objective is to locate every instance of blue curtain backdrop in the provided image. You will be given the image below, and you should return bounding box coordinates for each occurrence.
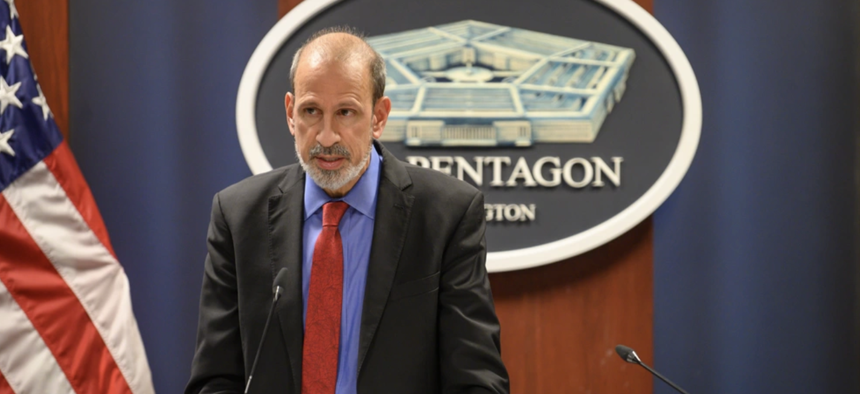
[652,1,857,393]
[67,0,858,393]
[69,1,273,391]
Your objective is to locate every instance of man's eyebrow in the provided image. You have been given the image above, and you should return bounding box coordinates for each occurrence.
[296,98,319,107]
[336,97,363,106]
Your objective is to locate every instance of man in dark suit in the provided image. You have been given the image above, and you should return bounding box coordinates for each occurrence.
[186,27,509,394]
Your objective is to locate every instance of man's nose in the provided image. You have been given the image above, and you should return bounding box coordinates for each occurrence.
[316,116,340,147]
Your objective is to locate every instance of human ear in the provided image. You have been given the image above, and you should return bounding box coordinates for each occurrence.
[371,96,391,139]
[284,92,296,136]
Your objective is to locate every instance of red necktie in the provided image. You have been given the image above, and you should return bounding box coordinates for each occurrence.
[302,201,349,394]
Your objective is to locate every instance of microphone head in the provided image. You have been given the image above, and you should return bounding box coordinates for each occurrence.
[273,268,289,299]
[615,344,642,364]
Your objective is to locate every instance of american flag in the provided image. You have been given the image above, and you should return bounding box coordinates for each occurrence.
[0,1,154,393]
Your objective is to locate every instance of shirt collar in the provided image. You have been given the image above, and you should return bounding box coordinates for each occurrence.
[303,144,381,220]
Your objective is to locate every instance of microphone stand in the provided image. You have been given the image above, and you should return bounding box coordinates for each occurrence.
[245,268,288,394]
[616,344,690,394]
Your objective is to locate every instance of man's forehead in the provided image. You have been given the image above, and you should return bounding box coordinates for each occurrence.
[300,50,358,71]
[293,52,373,99]
[294,59,369,92]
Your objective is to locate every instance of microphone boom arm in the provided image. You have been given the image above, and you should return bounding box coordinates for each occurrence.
[615,344,690,394]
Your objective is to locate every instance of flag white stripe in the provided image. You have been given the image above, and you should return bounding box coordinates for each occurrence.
[3,162,154,394]
[0,279,76,394]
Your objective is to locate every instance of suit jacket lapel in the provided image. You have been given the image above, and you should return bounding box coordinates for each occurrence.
[269,165,305,393]
[357,142,414,375]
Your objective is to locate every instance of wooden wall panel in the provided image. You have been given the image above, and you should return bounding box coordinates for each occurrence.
[278,1,656,393]
[491,219,654,393]
[18,0,69,139]
[636,0,654,12]
[279,0,305,19]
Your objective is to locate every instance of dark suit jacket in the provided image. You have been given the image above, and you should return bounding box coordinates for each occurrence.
[186,142,509,394]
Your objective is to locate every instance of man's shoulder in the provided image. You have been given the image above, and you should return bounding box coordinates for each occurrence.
[215,164,300,206]
[399,160,481,202]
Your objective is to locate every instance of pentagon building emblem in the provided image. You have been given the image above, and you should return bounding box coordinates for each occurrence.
[238,0,702,272]
[369,20,636,147]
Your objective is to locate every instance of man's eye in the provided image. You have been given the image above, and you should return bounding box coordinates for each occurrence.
[339,109,354,116]
[304,108,318,115]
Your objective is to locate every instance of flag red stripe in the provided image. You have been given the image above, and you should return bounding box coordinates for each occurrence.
[0,196,132,394]
[42,141,117,259]
[0,370,14,394]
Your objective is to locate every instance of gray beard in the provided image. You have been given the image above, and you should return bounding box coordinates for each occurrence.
[297,141,372,192]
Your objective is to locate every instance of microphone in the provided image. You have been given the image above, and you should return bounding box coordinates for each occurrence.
[245,268,289,394]
[615,344,690,394]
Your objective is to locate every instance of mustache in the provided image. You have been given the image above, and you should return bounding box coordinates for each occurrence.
[309,143,351,159]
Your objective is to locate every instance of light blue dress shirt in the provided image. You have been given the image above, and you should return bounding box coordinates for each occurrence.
[302,146,380,394]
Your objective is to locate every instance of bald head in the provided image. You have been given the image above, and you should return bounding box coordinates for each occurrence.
[290,27,386,104]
